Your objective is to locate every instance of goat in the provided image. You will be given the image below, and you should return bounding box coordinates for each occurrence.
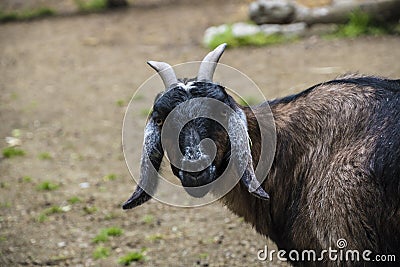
[122,44,400,266]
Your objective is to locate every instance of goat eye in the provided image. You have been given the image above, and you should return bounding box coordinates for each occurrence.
[221,110,228,116]
[155,118,163,126]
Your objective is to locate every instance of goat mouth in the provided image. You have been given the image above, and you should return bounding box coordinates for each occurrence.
[178,165,216,198]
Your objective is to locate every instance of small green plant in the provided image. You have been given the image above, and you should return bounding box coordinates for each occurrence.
[93,232,109,243]
[0,7,55,22]
[37,214,48,223]
[327,10,399,39]
[37,205,63,222]
[93,245,110,260]
[105,227,123,236]
[2,147,25,158]
[147,233,164,241]
[83,205,98,214]
[142,214,154,224]
[38,152,52,160]
[37,181,59,191]
[104,212,117,220]
[199,253,209,259]
[118,250,146,265]
[116,100,125,107]
[44,206,63,215]
[0,202,11,208]
[67,196,81,204]
[75,0,108,12]
[103,173,117,181]
[22,176,32,183]
[93,227,124,243]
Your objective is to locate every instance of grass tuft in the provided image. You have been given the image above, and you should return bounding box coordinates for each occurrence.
[75,0,107,12]
[93,227,123,243]
[0,7,55,22]
[37,181,59,191]
[93,245,110,260]
[118,250,146,265]
[327,10,400,39]
[67,196,81,204]
[38,152,52,160]
[2,147,25,158]
[103,173,117,181]
[142,214,154,224]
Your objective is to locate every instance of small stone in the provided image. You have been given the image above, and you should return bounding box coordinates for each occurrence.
[231,22,260,37]
[79,182,90,189]
[249,0,295,25]
[57,241,66,248]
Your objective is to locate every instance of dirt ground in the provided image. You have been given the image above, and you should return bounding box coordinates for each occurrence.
[1,1,399,266]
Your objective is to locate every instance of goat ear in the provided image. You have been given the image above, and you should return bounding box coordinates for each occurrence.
[229,108,269,200]
[122,121,163,209]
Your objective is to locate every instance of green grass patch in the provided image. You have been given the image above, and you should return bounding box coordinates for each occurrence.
[116,99,125,107]
[22,176,32,183]
[93,227,124,243]
[36,214,48,223]
[83,205,98,214]
[199,253,209,259]
[37,181,59,191]
[103,173,117,181]
[0,202,11,208]
[141,214,154,224]
[93,245,110,260]
[67,196,81,204]
[104,212,117,220]
[327,10,400,39]
[38,152,52,160]
[43,206,63,215]
[2,147,25,158]
[147,233,164,241]
[206,25,296,49]
[118,250,146,265]
[37,205,63,222]
[0,7,55,22]
[75,0,108,12]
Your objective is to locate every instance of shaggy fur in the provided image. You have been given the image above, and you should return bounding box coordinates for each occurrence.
[222,75,400,266]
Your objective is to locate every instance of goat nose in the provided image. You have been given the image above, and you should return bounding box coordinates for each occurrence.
[184,146,202,161]
[182,147,211,173]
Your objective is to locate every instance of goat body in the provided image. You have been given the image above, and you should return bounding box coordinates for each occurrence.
[223,76,400,264]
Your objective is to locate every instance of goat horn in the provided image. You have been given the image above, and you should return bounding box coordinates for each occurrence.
[197,43,227,82]
[147,61,178,89]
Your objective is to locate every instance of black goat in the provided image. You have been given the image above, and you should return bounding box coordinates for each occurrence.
[123,44,400,266]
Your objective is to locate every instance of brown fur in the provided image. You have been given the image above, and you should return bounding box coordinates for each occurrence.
[221,79,400,266]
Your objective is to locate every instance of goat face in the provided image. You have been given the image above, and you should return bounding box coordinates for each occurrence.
[123,44,269,209]
[154,81,235,195]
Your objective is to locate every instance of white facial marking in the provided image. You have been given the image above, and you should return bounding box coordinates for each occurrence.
[177,82,195,91]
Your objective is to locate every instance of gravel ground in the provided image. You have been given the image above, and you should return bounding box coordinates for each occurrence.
[1,1,399,266]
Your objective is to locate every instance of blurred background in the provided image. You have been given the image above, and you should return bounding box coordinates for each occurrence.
[1,0,399,266]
